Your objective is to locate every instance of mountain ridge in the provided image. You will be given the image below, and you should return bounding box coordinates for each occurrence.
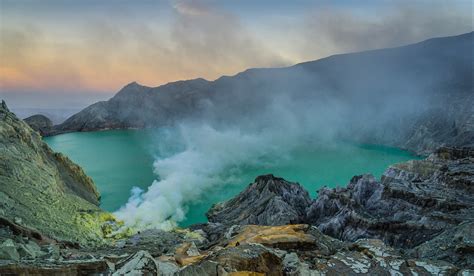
[46,32,474,155]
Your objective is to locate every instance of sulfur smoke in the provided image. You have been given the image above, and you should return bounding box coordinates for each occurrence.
[114,31,472,230]
[114,94,345,230]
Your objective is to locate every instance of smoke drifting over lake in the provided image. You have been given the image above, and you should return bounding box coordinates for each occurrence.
[115,93,347,229]
[114,32,473,229]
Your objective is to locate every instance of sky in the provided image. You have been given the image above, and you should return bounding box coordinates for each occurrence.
[0,0,472,110]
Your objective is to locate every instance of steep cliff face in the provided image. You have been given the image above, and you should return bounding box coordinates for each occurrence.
[51,32,473,154]
[0,101,109,245]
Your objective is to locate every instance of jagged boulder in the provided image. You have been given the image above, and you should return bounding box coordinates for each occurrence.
[113,250,159,275]
[207,175,311,226]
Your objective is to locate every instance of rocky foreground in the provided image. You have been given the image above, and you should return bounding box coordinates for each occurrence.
[204,148,474,269]
[1,100,473,275]
[207,148,474,252]
[1,150,473,274]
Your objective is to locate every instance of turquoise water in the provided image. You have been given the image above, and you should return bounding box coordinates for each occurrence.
[45,130,418,227]
[45,130,156,213]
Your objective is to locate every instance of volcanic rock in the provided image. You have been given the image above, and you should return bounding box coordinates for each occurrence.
[306,146,474,251]
[113,250,159,275]
[207,175,311,226]
[0,100,109,245]
[206,148,474,269]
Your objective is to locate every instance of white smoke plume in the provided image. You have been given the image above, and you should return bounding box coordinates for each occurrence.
[114,94,346,229]
[113,29,470,230]
[115,124,284,229]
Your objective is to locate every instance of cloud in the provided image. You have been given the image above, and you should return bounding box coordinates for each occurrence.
[0,0,288,95]
[300,2,473,58]
[168,0,288,76]
[173,0,212,16]
[1,0,471,99]
[0,25,86,92]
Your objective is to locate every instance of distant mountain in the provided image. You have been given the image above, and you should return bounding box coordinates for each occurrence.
[11,107,82,125]
[54,32,474,154]
[24,114,53,136]
[55,78,211,133]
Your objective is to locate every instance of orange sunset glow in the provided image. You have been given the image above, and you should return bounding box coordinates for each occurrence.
[1,0,471,105]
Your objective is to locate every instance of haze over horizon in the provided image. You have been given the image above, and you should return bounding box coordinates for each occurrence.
[1,0,472,111]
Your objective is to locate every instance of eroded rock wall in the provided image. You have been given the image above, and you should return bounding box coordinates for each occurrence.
[0,101,108,245]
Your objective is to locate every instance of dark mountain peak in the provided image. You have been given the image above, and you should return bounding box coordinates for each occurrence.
[114,78,210,99]
[125,81,143,88]
[112,81,151,101]
[158,77,209,90]
[120,81,149,91]
[253,174,300,193]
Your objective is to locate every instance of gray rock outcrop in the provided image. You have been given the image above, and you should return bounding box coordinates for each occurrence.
[207,174,312,226]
